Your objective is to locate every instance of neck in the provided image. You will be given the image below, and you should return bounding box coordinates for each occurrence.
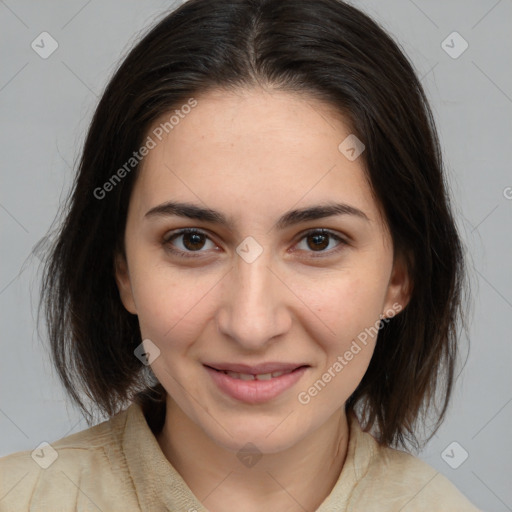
[156,396,350,512]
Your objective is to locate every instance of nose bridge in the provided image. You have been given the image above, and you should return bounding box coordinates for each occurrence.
[217,246,290,348]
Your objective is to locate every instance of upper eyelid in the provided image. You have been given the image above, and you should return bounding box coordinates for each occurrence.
[163,227,211,241]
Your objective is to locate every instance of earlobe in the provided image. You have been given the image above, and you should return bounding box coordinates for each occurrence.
[382,253,412,318]
[114,252,138,315]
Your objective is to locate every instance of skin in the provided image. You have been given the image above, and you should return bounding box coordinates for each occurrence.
[115,87,410,512]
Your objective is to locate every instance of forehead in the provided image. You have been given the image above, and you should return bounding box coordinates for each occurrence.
[130,87,382,230]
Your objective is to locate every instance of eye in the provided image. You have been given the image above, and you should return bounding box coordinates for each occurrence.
[163,227,348,259]
[294,229,347,257]
[163,228,217,258]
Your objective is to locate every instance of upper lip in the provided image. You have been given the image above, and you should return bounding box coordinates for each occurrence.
[204,362,308,374]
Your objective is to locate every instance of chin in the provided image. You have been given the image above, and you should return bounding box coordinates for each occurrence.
[201,411,311,455]
[218,429,304,455]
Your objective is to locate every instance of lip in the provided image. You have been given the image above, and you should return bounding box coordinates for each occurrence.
[204,363,309,404]
[204,362,306,374]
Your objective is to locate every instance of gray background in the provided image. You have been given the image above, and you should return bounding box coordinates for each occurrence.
[1,1,511,510]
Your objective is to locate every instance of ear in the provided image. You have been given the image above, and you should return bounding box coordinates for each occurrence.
[382,251,412,318]
[114,252,138,315]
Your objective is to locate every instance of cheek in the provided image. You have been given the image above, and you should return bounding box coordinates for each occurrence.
[131,262,219,349]
[308,270,388,341]
[296,275,386,409]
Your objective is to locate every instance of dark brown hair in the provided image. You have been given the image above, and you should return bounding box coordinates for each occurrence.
[39,0,468,450]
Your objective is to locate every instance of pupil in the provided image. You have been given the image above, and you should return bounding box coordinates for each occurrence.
[184,233,205,251]
[308,233,328,251]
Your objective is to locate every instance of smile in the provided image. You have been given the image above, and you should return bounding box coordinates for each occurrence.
[220,369,295,380]
[204,364,309,404]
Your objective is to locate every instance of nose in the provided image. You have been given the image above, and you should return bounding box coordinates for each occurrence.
[216,250,292,351]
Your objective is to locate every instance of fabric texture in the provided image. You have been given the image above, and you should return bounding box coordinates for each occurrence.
[0,402,480,511]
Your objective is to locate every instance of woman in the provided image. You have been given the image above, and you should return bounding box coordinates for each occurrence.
[0,0,480,510]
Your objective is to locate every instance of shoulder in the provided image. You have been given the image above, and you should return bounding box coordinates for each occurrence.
[347,416,481,511]
[363,444,480,511]
[0,405,140,512]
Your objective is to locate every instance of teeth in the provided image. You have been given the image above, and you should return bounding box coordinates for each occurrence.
[225,370,253,380]
[222,369,293,380]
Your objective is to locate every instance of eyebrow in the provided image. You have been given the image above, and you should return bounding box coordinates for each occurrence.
[144,200,369,230]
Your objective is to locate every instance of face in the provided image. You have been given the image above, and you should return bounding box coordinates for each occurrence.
[115,87,409,454]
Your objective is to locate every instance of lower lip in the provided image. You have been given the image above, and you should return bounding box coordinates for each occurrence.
[204,366,308,404]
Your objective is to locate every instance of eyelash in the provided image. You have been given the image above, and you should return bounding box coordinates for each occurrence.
[162,228,348,259]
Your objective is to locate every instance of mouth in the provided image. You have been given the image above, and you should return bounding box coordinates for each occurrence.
[203,363,310,404]
[205,365,308,381]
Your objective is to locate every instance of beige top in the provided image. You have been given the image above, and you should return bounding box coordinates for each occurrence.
[0,402,480,511]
